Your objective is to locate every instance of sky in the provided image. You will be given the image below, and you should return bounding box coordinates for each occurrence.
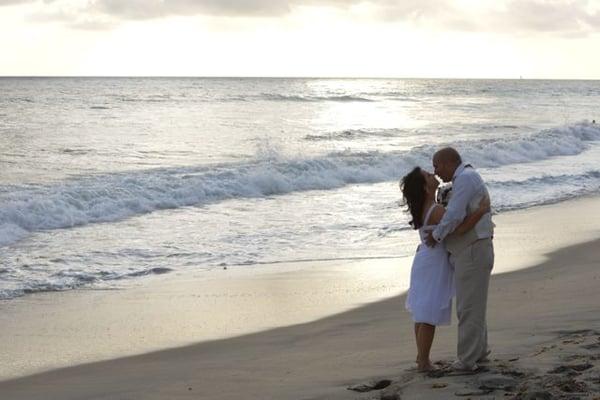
[1,0,600,78]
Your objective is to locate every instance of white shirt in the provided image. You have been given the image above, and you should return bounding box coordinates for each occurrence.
[432,163,494,243]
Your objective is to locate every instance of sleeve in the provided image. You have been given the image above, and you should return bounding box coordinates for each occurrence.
[432,173,478,242]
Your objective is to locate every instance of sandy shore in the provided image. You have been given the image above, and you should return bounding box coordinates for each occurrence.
[1,196,600,399]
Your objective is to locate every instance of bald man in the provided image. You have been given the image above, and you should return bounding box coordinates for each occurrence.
[426,147,494,371]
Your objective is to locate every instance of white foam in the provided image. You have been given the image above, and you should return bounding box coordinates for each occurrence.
[489,169,600,211]
[0,122,599,248]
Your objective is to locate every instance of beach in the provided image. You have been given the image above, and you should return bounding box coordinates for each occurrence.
[3,4,600,397]
[1,195,599,399]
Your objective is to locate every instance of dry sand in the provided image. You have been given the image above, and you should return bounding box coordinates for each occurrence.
[1,196,599,399]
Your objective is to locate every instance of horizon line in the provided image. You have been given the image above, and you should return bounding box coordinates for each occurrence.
[1,75,600,81]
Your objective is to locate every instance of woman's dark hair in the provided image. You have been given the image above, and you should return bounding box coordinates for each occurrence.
[400,167,426,230]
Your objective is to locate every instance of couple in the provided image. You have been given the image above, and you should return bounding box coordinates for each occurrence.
[401,147,495,372]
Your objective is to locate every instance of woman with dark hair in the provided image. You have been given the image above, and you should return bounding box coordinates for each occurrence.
[400,166,489,372]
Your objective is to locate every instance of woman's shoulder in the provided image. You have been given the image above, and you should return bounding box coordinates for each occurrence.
[427,204,445,225]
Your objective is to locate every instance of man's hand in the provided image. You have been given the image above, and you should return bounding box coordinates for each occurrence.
[425,230,437,247]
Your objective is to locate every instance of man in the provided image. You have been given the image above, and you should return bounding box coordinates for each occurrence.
[426,147,494,371]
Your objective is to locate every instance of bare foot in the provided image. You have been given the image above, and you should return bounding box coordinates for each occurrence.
[417,360,436,372]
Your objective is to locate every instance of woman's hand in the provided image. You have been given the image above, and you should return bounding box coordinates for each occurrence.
[477,195,491,214]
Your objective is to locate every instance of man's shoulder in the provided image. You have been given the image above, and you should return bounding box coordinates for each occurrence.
[457,166,483,182]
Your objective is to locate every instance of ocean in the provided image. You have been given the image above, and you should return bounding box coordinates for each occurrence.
[1,77,599,300]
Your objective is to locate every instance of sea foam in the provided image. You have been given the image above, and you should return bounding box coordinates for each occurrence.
[0,122,598,248]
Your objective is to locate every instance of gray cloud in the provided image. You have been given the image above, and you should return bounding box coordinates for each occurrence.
[10,0,600,36]
[13,0,447,20]
[0,0,35,4]
[0,0,58,4]
[88,0,457,20]
[366,0,472,30]
[498,0,600,33]
[90,0,292,19]
[82,0,468,28]
[26,7,112,29]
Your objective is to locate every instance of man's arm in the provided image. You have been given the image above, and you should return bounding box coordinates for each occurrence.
[454,195,490,235]
[432,174,479,242]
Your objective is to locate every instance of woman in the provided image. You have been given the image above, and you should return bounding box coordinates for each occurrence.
[400,166,490,372]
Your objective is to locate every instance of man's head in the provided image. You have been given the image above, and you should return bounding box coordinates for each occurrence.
[432,147,462,182]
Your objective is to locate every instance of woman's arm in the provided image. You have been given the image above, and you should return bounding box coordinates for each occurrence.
[454,196,490,235]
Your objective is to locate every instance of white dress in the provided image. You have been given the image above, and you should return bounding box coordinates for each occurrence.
[405,204,455,326]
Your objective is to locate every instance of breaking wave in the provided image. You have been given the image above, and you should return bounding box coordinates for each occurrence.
[0,122,599,248]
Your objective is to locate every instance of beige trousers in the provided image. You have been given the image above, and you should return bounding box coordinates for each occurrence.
[450,238,494,368]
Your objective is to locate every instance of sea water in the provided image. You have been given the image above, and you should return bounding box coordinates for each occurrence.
[1,77,599,299]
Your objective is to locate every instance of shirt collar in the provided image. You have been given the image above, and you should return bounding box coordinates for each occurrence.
[452,162,467,182]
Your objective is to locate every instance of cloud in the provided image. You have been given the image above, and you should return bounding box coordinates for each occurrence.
[9,0,600,37]
[86,0,459,21]
[0,0,58,4]
[10,0,455,21]
[0,0,35,4]
[90,0,293,19]
[495,0,600,34]
[71,0,471,30]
